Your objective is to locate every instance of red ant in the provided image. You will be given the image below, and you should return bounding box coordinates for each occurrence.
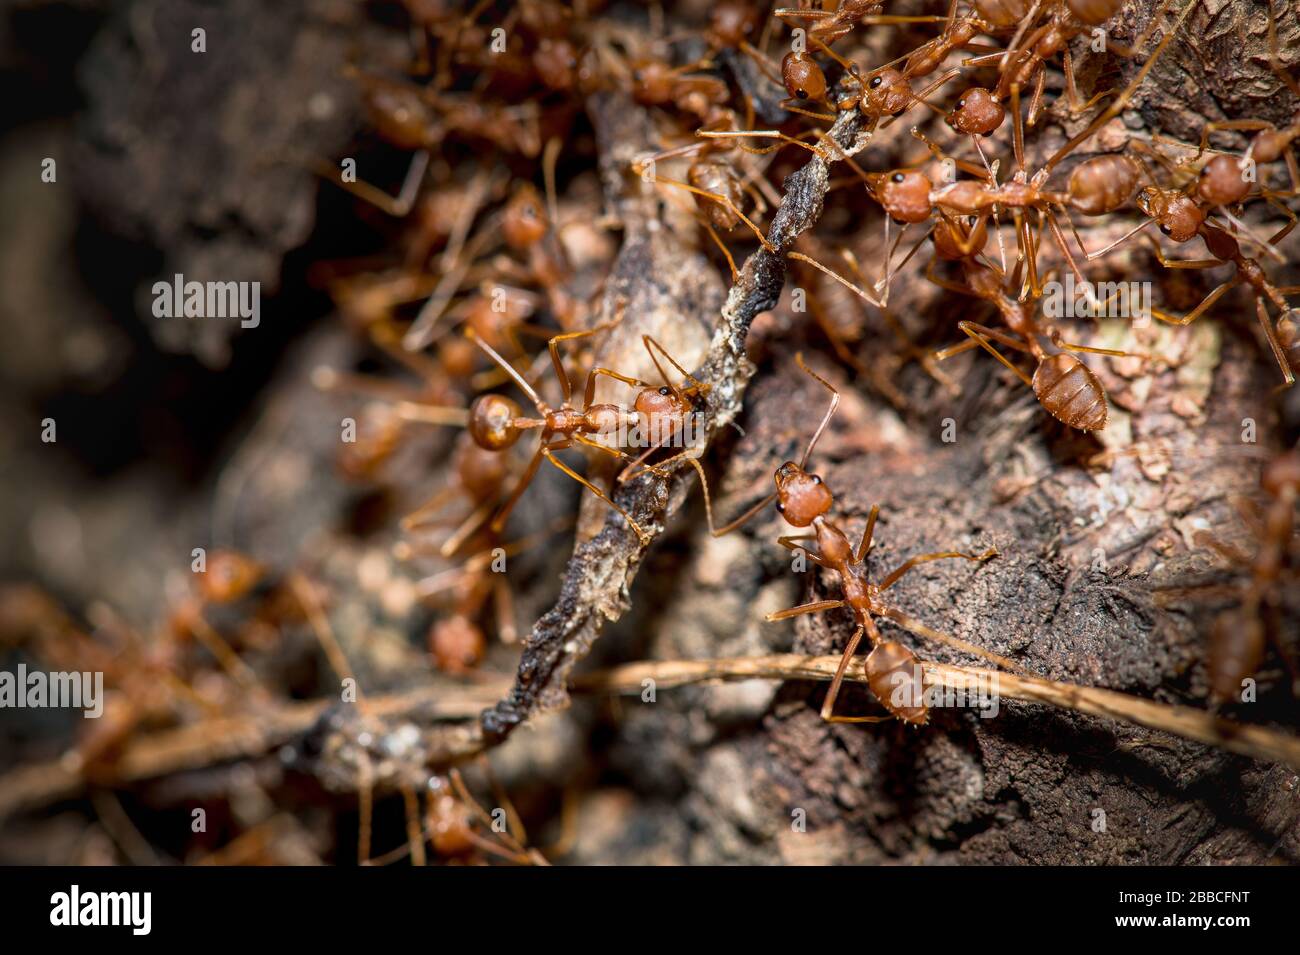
[1134,189,1298,386]
[729,356,1016,723]
[1200,447,1300,702]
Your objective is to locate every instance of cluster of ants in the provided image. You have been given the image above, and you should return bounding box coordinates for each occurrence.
[311,0,1299,726]
[9,0,1300,864]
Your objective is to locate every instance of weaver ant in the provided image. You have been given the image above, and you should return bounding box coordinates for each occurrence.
[732,356,1016,723]
[1202,447,1300,702]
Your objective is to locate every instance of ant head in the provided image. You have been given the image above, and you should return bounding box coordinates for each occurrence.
[1137,186,1203,243]
[1195,154,1252,208]
[866,169,933,224]
[359,80,434,151]
[502,184,549,250]
[1262,449,1300,497]
[469,394,524,451]
[634,385,694,428]
[199,550,263,605]
[533,38,579,92]
[781,51,827,103]
[774,461,833,527]
[631,59,675,106]
[945,88,1004,136]
[709,1,759,48]
[429,615,487,675]
[860,67,911,118]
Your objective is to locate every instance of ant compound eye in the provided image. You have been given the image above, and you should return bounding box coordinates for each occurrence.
[1160,223,1172,235]
[659,386,671,396]
[776,501,785,513]
[892,173,904,183]
[869,75,883,89]
[957,99,966,109]
[812,475,821,484]
[796,88,808,99]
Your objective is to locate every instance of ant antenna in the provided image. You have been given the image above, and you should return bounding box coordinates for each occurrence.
[794,353,839,468]
[465,327,547,413]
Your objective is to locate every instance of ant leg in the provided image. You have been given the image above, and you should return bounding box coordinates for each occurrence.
[318,150,430,217]
[777,536,830,568]
[650,176,775,252]
[697,129,829,161]
[1044,209,1095,305]
[1083,218,1152,261]
[494,575,517,644]
[1195,120,1277,163]
[356,750,374,865]
[542,446,651,544]
[787,251,884,308]
[546,321,621,405]
[400,485,459,530]
[895,68,964,123]
[880,548,998,590]
[698,214,740,281]
[399,781,426,867]
[820,624,890,723]
[1150,280,1241,326]
[489,445,546,534]
[937,321,1035,388]
[1025,63,1049,127]
[911,128,993,180]
[767,597,844,621]
[1253,297,1296,386]
[1264,196,1298,245]
[856,504,881,562]
[438,500,496,558]
[582,366,647,410]
[1041,0,1195,174]
[880,607,1025,674]
[632,140,709,176]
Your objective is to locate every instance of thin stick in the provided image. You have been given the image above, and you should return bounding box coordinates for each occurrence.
[570,655,1300,769]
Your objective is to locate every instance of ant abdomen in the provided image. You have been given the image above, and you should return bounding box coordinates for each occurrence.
[469,394,524,450]
[1032,353,1108,432]
[1067,154,1140,216]
[781,51,827,103]
[975,0,1034,27]
[1066,0,1126,27]
[866,641,929,725]
[1195,154,1253,208]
